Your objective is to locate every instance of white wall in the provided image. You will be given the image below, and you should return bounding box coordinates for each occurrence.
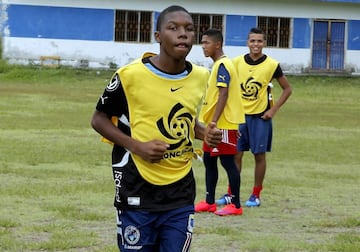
[3,37,159,68]
[3,36,318,73]
[346,51,360,73]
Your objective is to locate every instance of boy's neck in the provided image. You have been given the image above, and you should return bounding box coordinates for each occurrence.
[212,50,225,62]
[151,55,187,73]
[249,52,264,62]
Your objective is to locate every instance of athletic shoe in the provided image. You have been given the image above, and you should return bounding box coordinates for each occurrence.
[215,194,232,205]
[195,201,216,212]
[245,194,261,207]
[214,204,243,216]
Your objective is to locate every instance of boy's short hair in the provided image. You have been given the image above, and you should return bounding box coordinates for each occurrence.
[202,29,223,45]
[248,27,266,39]
[156,5,191,31]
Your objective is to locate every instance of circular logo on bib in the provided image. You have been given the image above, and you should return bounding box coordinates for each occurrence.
[106,73,120,92]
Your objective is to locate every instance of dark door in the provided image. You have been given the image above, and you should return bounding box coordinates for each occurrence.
[312,20,345,70]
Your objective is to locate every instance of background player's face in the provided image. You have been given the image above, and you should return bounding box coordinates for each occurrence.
[156,11,195,60]
[201,35,217,58]
[247,33,265,56]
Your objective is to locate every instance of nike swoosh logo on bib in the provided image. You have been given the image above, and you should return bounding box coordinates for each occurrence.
[171,87,183,92]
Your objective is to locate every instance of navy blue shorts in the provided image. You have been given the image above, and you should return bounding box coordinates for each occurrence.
[116,205,194,252]
[237,115,272,154]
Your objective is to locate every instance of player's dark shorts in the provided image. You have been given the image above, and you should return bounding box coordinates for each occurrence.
[203,129,238,156]
[116,205,194,251]
[237,115,272,154]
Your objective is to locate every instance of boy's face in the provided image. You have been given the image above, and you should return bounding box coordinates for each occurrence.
[201,35,218,58]
[155,11,195,60]
[247,33,266,55]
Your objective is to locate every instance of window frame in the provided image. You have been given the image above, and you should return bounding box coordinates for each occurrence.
[257,16,291,48]
[113,10,225,45]
[114,10,152,43]
[191,13,224,44]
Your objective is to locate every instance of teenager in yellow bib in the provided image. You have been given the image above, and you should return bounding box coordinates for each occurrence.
[217,27,292,208]
[195,29,245,216]
[91,6,222,251]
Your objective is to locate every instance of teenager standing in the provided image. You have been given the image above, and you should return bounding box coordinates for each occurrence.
[195,29,245,216]
[229,27,292,207]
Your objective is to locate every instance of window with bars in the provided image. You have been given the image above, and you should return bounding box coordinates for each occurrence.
[115,10,152,43]
[258,16,290,48]
[191,14,224,44]
[114,10,224,44]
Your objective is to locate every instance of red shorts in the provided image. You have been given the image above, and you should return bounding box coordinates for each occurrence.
[203,129,238,156]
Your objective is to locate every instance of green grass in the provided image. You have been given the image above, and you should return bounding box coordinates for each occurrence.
[1,63,359,251]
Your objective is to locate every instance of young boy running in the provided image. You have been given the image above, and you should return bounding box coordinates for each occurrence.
[91,6,222,251]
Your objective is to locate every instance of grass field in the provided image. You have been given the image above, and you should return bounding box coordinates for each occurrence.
[0,64,359,252]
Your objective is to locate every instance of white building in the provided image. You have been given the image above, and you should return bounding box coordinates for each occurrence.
[1,0,360,74]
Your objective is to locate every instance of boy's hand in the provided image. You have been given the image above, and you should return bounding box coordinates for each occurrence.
[135,140,169,163]
[204,122,222,147]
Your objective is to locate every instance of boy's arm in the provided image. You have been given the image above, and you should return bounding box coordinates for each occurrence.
[91,110,136,149]
[91,110,168,163]
[262,75,292,120]
[211,87,228,124]
[211,62,230,124]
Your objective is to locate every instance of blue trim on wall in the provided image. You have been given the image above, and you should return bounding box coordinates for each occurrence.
[225,15,256,46]
[7,4,114,41]
[348,20,360,50]
[293,18,311,48]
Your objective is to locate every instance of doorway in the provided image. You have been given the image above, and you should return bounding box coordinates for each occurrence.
[312,20,345,71]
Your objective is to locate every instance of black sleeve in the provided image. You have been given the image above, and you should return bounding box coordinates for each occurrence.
[272,64,284,79]
[95,72,128,117]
